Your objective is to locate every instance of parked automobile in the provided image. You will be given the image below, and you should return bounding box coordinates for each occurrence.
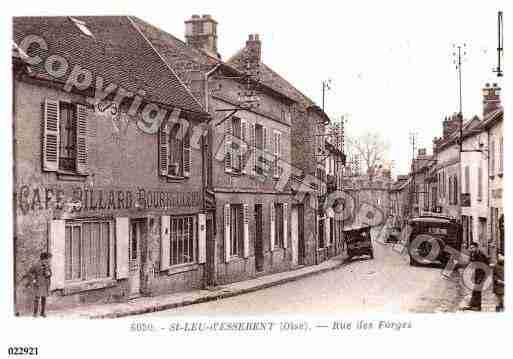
[407,214,462,266]
[345,225,374,261]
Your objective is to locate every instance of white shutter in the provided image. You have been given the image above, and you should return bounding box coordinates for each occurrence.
[250,123,256,176]
[198,213,206,264]
[49,220,65,290]
[283,203,288,249]
[160,215,170,270]
[241,120,247,174]
[224,204,231,262]
[115,217,129,279]
[270,201,275,251]
[42,99,60,172]
[75,104,88,174]
[183,130,191,177]
[225,119,232,173]
[325,217,331,246]
[159,124,169,176]
[243,204,250,258]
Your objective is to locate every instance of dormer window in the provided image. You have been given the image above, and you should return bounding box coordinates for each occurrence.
[70,17,93,37]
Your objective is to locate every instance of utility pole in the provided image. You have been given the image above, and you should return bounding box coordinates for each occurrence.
[409,131,418,218]
[493,11,504,77]
[453,43,467,221]
[322,79,332,111]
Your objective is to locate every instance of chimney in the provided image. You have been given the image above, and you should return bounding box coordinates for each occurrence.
[443,114,460,138]
[185,14,219,57]
[483,83,502,117]
[245,33,261,65]
[417,148,427,157]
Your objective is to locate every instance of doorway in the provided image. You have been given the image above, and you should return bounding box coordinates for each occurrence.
[129,219,146,297]
[254,204,264,272]
[292,204,305,265]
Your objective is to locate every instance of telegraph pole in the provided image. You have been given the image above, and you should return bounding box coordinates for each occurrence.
[321,79,332,111]
[453,43,466,221]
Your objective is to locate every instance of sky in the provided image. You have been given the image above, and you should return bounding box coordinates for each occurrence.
[8,0,508,176]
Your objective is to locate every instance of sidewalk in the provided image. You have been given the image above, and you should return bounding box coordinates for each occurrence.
[48,255,347,319]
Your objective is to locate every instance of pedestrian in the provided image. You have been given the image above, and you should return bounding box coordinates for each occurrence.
[463,242,490,311]
[23,252,52,317]
[493,253,504,312]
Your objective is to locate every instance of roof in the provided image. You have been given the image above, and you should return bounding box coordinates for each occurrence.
[409,215,456,225]
[13,16,204,114]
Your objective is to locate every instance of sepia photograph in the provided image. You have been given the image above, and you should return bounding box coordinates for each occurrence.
[3,0,510,357]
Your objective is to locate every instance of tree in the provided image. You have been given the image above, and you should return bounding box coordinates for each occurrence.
[346,131,390,179]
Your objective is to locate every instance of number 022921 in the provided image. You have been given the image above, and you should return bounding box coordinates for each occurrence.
[8,347,39,356]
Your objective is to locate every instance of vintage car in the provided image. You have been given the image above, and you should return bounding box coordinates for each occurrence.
[345,225,374,261]
[407,214,462,266]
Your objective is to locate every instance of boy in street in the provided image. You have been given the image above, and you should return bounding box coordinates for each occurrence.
[24,252,52,317]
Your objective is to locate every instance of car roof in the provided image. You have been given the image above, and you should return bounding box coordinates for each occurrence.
[409,216,455,225]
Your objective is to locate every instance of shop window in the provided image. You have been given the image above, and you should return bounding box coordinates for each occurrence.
[170,216,195,266]
[65,220,112,282]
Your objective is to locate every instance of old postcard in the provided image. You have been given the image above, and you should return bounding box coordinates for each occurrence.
[4,0,510,357]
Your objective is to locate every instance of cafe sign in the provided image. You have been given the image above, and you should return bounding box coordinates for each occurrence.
[16,185,202,215]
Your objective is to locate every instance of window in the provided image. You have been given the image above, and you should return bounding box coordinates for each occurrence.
[65,220,112,282]
[232,118,242,173]
[465,166,470,193]
[170,216,195,266]
[229,205,243,256]
[318,218,325,249]
[453,176,458,205]
[274,203,284,248]
[499,137,503,174]
[159,120,190,178]
[490,139,496,176]
[272,130,283,178]
[329,218,334,245]
[477,167,483,201]
[42,99,88,175]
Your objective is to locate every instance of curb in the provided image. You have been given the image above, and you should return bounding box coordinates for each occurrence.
[88,257,349,319]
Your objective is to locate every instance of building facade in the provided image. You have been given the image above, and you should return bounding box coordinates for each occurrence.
[13,16,209,314]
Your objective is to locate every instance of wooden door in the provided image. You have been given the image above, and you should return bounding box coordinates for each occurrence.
[129,220,143,296]
[291,206,299,266]
[254,204,264,272]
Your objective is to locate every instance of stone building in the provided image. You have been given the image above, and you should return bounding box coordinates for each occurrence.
[12,16,209,314]
[481,83,503,260]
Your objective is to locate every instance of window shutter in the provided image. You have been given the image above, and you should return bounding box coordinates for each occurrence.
[224,204,231,262]
[160,215,170,270]
[243,204,250,258]
[465,166,470,193]
[42,99,60,172]
[75,104,88,174]
[183,130,191,177]
[159,124,169,176]
[325,217,330,246]
[490,139,495,175]
[49,219,65,290]
[499,137,503,173]
[115,217,129,279]
[250,123,256,176]
[241,120,247,174]
[283,203,288,249]
[270,201,275,251]
[198,213,206,263]
[225,119,232,173]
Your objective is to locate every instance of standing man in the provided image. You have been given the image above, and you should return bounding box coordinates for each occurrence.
[24,252,52,317]
[464,242,490,311]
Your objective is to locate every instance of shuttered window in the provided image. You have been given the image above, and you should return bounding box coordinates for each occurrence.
[229,205,244,256]
[43,99,88,174]
[465,166,470,193]
[64,220,112,282]
[169,216,195,266]
[477,167,483,201]
[499,137,503,174]
[159,120,190,178]
[274,203,284,248]
[490,139,496,176]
